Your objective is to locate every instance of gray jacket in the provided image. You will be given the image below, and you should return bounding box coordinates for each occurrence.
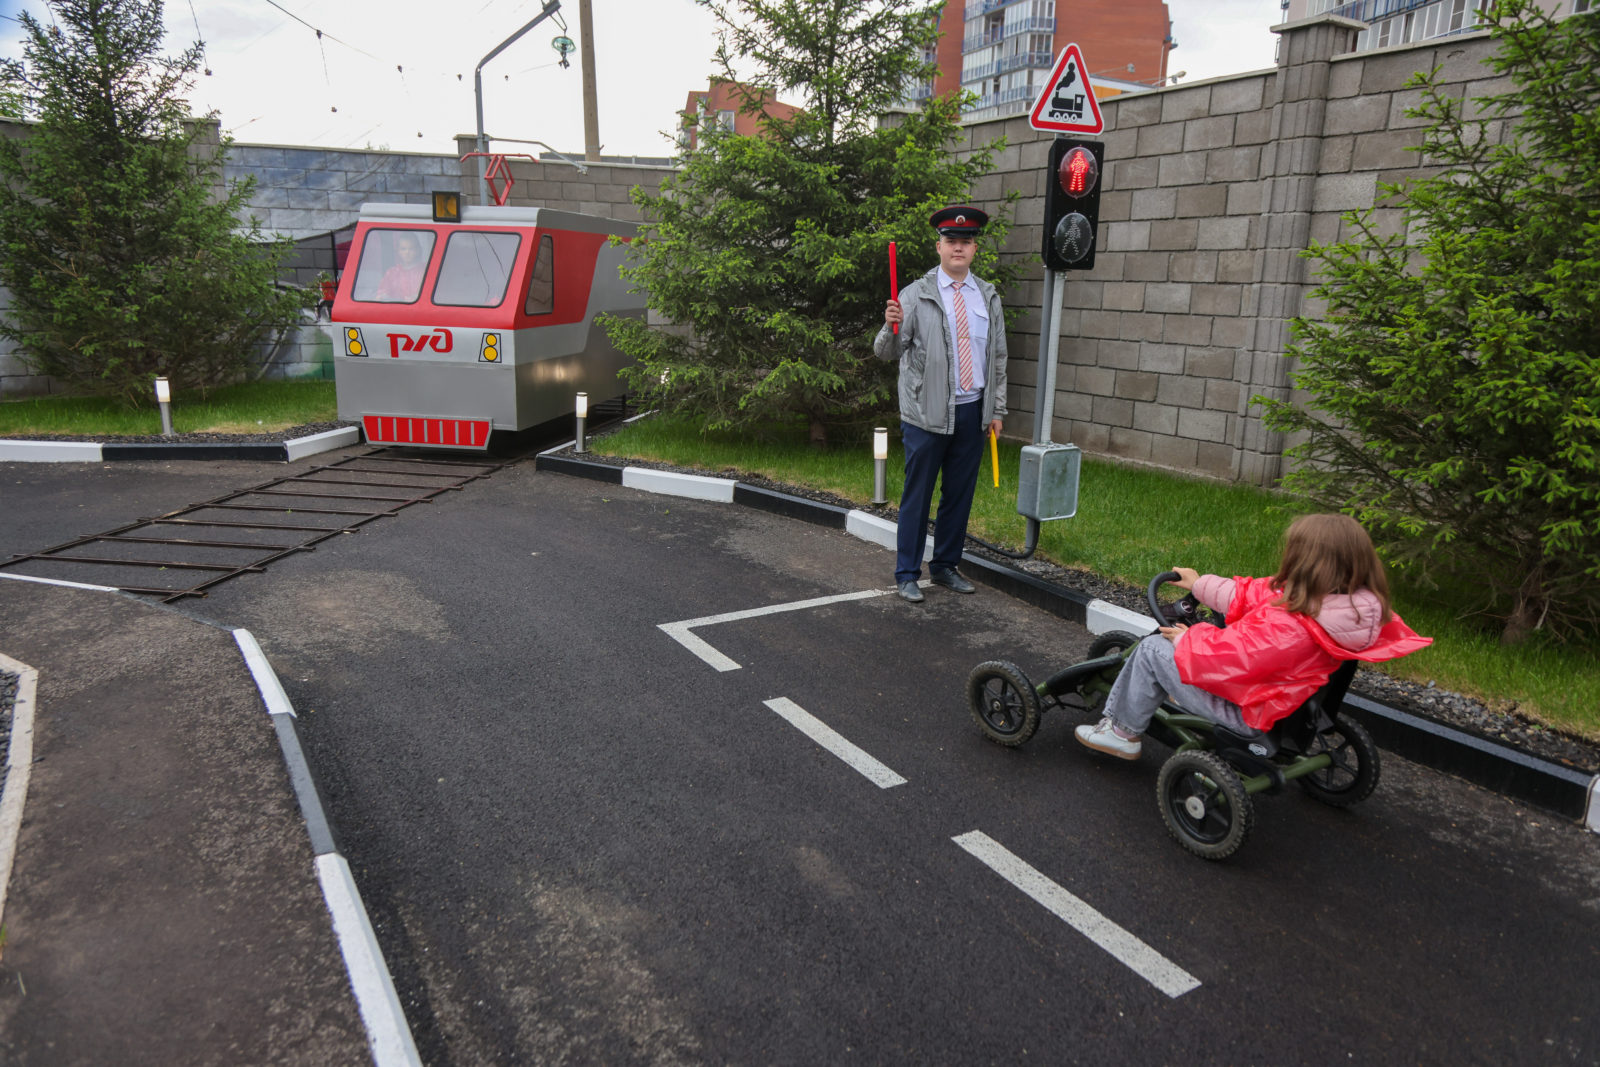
[873,267,1008,434]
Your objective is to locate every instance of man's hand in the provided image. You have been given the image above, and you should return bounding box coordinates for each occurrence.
[884,299,902,328]
[988,419,1003,436]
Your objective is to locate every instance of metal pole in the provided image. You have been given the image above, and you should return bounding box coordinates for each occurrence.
[1031,268,1056,445]
[578,0,601,162]
[1038,271,1066,445]
[474,0,563,205]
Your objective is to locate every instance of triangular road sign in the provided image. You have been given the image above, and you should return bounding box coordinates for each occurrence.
[1028,43,1105,135]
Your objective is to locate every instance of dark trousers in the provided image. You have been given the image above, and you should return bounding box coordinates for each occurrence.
[896,396,984,583]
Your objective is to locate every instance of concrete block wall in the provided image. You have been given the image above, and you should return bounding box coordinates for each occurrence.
[448,137,673,220]
[225,143,461,239]
[969,14,1505,485]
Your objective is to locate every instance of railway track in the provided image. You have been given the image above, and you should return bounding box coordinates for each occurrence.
[0,448,513,601]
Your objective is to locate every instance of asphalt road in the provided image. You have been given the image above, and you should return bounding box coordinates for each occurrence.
[4,453,1599,1064]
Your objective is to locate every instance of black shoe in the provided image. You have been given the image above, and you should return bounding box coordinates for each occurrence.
[929,569,975,594]
[897,580,925,603]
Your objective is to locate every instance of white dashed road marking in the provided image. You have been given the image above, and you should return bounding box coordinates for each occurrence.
[762,698,907,789]
[952,830,1201,998]
[659,587,893,671]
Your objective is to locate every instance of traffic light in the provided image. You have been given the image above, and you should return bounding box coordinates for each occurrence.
[1042,138,1104,271]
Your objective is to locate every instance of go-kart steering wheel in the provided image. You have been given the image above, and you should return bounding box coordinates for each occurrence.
[1146,571,1211,630]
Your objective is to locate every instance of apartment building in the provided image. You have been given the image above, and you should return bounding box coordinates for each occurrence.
[1281,0,1585,51]
[912,0,1176,121]
[679,79,805,152]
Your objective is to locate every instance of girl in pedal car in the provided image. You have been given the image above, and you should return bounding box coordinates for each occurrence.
[1076,513,1431,760]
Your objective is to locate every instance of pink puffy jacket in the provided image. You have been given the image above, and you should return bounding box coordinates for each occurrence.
[1174,575,1432,730]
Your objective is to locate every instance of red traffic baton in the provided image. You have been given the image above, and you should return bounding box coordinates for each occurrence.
[888,240,899,334]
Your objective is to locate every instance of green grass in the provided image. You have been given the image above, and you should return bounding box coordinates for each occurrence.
[595,415,1600,740]
[0,380,338,437]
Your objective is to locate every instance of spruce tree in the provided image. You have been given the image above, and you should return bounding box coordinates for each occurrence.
[604,0,1018,446]
[1257,0,1600,644]
[0,0,308,405]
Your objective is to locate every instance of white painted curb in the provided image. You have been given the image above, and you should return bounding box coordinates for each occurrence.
[845,509,934,556]
[0,439,103,463]
[1086,599,1158,636]
[621,467,736,502]
[0,573,120,593]
[317,853,423,1067]
[285,425,361,462]
[232,629,420,1067]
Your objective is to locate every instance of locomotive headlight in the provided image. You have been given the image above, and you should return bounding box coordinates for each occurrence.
[479,332,500,362]
[344,326,367,357]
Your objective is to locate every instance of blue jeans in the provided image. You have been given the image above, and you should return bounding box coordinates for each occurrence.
[896,397,984,583]
[1102,635,1256,736]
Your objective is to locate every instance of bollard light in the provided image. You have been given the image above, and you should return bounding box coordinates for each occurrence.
[871,426,889,505]
[574,391,588,454]
[154,376,174,437]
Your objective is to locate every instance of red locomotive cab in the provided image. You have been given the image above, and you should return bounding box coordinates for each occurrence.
[328,203,643,449]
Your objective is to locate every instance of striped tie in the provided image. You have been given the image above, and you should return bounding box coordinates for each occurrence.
[952,281,975,391]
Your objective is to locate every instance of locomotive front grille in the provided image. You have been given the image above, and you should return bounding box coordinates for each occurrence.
[363,415,491,449]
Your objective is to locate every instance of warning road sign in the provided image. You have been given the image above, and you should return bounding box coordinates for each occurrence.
[1028,43,1105,135]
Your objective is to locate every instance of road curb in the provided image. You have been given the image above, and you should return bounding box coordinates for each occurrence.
[233,628,422,1067]
[0,425,361,464]
[536,451,1600,830]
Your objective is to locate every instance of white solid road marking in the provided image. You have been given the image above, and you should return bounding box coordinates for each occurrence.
[660,587,892,671]
[952,830,1201,999]
[762,698,907,789]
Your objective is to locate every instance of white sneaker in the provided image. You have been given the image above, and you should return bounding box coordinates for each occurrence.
[1075,717,1142,760]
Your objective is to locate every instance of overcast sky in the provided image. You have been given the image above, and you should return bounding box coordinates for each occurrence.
[1,0,1284,158]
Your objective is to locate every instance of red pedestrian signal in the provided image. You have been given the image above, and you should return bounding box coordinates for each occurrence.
[1060,145,1097,197]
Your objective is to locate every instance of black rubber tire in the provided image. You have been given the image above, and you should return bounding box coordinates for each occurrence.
[967,660,1042,747]
[1087,630,1140,660]
[1158,750,1254,860]
[1299,712,1381,807]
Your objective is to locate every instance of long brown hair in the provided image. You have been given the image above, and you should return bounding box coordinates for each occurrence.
[1271,513,1392,624]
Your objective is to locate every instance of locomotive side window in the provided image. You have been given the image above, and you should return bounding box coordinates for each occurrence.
[433,231,522,308]
[525,234,555,315]
[351,229,436,304]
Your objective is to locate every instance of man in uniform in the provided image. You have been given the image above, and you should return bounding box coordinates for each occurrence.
[875,206,1008,603]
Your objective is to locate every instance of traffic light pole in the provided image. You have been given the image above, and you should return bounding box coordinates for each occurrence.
[1033,268,1066,445]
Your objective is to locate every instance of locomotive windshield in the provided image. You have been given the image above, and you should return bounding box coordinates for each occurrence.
[351,228,436,304]
[433,231,522,308]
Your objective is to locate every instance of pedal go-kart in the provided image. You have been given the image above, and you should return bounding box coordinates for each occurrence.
[965,572,1379,860]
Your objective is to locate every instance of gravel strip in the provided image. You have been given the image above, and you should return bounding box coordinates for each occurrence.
[0,670,15,762]
[569,441,1600,777]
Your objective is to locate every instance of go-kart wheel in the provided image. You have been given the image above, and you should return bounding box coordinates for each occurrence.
[1158,750,1254,860]
[1087,630,1140,660]
[1299,712,1381,807]
[966,660,1041,747]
